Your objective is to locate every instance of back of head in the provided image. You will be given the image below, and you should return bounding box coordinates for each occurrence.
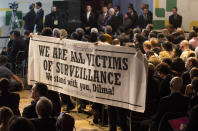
[36,97,53,118]
[170,77,183,91]
[36,2,42,7]
[0,107,14,130]
[8,117,35,131]
[155,62,170,75]
[56,113,75,131]
[190,67,198,79]
[0,55,8,66]
[162,41,173,52]
[41,27,53,36]
[148,63,155,77]
[150,38,159,48]
[0,78,9,94]
[35,82,48,97]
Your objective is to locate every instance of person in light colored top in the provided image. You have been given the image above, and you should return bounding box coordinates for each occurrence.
[180,40,191,61]
[189,31,198,49]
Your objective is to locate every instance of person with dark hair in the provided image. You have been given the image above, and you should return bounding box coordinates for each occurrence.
[44,6,59,30]
[22,82,48,118]
[0,106,14,131]
[56,113,75,131]
[161,41,173,52]
[114,5,123,29]
[23,3,36,32]
[0,55,24,91]
[171,57,186,76]
[141,29,150,39]
[8,117,35,131]
[133,33,145,53]
[31,97,56,131]
[128,6,138,29]
[8,30,26,74]
[119,13,132,34]
[0,78,20,115]
[35,2,44,33]
[41,27,53,36]
[82,5,96,33]
[162,58,172,66]
[169,7,182,29]
[97,6,109,31]
[139,8,153,29]
[155,62,172,98]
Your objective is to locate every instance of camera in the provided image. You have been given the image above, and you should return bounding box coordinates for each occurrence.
[9,2,18,11]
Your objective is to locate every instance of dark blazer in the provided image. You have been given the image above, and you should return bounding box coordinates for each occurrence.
[31,117,56,131]
[0,92,20,115]
[23,9,36,32]
[115,11,123,29]
[22,100,38,118]
[120,18,132,33]
[169,14,182,29]
[97,13,109,30]
[130,12,138,29]
[185,105,198,131]
[8,38,26,62]
[159,74,172,99]
[106,15,117,33]
[44,12,59,30]
[82,11,96,28]
[139,14,153,29]
[35,8,44,33]
[181,70,191,93]
[152,93,189,122]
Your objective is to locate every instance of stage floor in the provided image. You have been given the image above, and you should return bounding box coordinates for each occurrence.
[17,90,115,131]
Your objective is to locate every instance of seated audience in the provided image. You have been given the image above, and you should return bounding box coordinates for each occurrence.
[31,97,56,131]
[0,78,20,115]
[0,106,14,131]
[56,113,75,131]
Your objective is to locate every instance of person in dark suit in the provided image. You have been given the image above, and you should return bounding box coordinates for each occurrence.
[185,105,198,131]
[119,13,132,34]
[22,82,48,119]
[155,62,172,98]
[128,6,138,29]
[114,5,123,29]
[31,97,56,131]
[0,78,20,115]
[23,3,36,32]
[106,8,117,33]
[35,2,44,33]
[82,5,96,33]
[151,77,189,130]
[8,31,26,74]
[169,7,182,29]
[97,6,109,31]
[139,8,153,29]
[44,6,59,30]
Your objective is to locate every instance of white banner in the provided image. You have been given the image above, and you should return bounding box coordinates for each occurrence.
[28,35,148,113]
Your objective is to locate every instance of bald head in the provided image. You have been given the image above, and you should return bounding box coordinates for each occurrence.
[180,40,189,51]
[170,77,183,92]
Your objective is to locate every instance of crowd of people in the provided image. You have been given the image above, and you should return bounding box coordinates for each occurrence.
[1,1,198,131]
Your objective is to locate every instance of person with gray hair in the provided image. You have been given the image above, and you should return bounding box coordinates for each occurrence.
[31,97,56,131]
[53,28,60,38]
[106,8,117,33]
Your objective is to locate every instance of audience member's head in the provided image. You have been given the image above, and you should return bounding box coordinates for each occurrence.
[161,41,173,52]
[190,67,198,79]
[143,40,151,53]
[0,107,14,131]
[155,62,170,79]
[31,82,48,100]
[170,77,183,92]
[36,97,53,118]
[0,55,8,66]
[185,57,198,70]
[0,78,9,94]
[180,40,189,51]
[36,2,42,9]
[53,28,60,38]
[8,117,35,131]
[171,57,186,74]
[162,58,172,66]
[41,27,53,36]
[150,38,159,49]
[56,113,75,131]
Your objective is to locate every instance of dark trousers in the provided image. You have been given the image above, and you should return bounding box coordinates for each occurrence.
[108,106,129,131]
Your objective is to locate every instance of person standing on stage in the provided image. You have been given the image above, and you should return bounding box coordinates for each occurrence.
[82,5,96,33]
[128,6,138,29]
[139,8,153,29]
[97,6,109,31]
[44,6,59,30]
[23,3,36,32]
[35,2,44,33]
[169,7,182,29]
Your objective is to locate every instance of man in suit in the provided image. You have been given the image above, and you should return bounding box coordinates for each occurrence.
[97,6,109,31]
[169,7,182,29]
[106,8,117,33]
[185,105,198,131]
[82,5,96,33]
[44,6,59,30]
[23,3,36,32]
[151,77,189,130]
[139,8,153,29]
[128,6,138,29]
[114,5,123,29]
[0,78,20,115]
[31,97,56,131]
[22,82,48,118]
[35,2,44,33]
